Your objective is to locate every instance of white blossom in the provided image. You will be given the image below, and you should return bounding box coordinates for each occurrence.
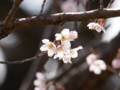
[34,72,46,90]
[60,0,78,12]
[40,39,56,57]
[87,22,106,33]
[54,46,82,64]
[89,60,106,75]
[55,28,78,42]
[112,58,120,69]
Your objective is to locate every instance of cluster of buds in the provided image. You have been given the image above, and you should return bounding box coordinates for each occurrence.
[87,18,106,33]
[40,28,83,64]
[86,54,107,75]
[60,0,78,12]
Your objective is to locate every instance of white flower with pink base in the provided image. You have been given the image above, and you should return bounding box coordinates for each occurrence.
[87,22,106,33]
[86,54,106,75]
[40,39,56,57]
[89,60,106,75]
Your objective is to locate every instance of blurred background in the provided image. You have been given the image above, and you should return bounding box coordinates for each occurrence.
[0,0,120,90]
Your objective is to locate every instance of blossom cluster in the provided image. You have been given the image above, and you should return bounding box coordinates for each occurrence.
[87,18,106,33]
[86,54,107,75]
[40,28,83,64]
[34,72,46,90]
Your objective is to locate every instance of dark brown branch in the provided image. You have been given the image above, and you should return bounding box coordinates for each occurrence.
[3,0,23,27]
[1,8,120,39]
[40,0,46,15]
[0,51,47,64]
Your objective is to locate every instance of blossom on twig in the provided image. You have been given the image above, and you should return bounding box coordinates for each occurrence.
[86,54,106,75]
[87,22,106,33]
[40,39,56,57]
[89,60,106,75]
[40,28,83,64]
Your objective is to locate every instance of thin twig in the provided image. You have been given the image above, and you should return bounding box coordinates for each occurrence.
[3,0,23,27]
[100,0,103,9]
[107,0,115,8]
[0,51,47,64]
[40,0,46,15]
[107,64,120,78]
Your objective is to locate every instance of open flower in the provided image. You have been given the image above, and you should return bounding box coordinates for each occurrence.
[40,39,56,57]
[87,22,106,33]
[112,58,120,69]
[54,46,82,64]
[55,28,78,42]
[34,72,46,90]
[89,60,106,75]
[86,54,106,75]
[60,0,78,12]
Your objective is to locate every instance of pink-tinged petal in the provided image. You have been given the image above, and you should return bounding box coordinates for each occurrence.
[86,54,97,65]
[55,34,62,40]
[34,80,43,86]
[95,60,106,70]
[61,28,70,36]
[48,50,55,57]
[112,58,120,69]
[36,72,45,80]
[73,46,83,51]
[89,65,101,75]
[42,39,49,44]
[100,26,106,34]
[71,50,78,58]
[61,41,71,48]
[69,31,78,41]
[34,87,41,90]
[40,45,48,51]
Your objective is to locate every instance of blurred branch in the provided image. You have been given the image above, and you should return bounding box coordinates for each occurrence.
[40,0,46,15]
[0,51,47,64]
[3,0,23,27]
[1,8,120,39]
[107,0,115,8]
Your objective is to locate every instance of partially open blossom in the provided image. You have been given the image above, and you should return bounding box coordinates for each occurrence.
[60,0,78,12]
[87,22,106,33]
[34,72,46,90]
[112,58,120,69]
[69,31,78,41]
[55,28,78,42]
[86,54,97,65]
[40,39,56,57]
[89,60,106,75]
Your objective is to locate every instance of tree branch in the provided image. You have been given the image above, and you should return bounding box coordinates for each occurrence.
[3,0,23,27]
[0,51,47,64]
[40,0,46,15]
[1,8,120,39]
